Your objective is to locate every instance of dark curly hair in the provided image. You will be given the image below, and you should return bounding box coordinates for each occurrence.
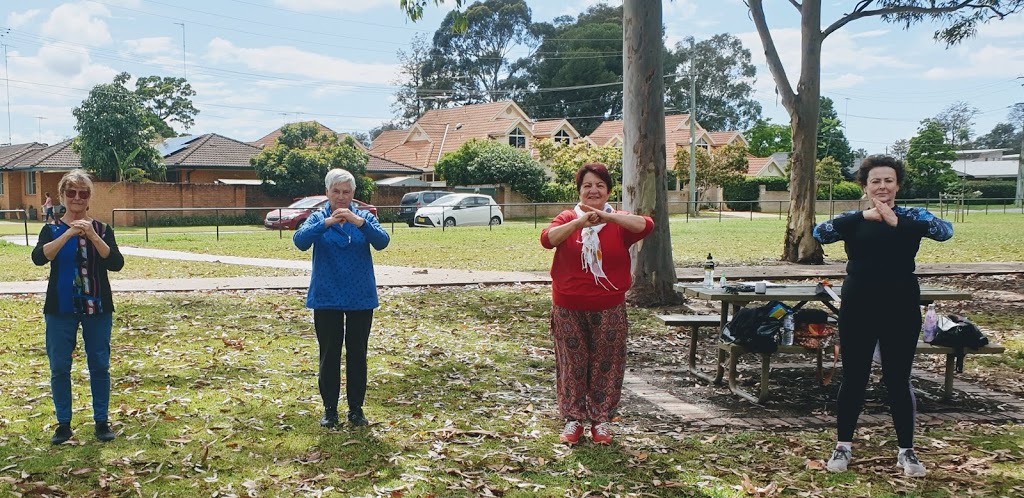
[575,162,613,191]
[856,155,905,186]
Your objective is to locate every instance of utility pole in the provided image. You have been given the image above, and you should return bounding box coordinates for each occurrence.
[1016,100,1023,208]
[2,38,11,145]
[174,22,186,79]
[688,38,697,216]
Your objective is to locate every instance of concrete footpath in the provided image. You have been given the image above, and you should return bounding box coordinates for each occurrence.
[2,233,1022,294]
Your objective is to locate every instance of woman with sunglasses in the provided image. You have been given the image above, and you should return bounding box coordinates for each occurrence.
[31,169,124,445]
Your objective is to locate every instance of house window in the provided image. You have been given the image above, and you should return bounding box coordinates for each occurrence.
[508,127,526,148]
[554,130,571,145]
[696,137,710,150]
[26,171,36,195]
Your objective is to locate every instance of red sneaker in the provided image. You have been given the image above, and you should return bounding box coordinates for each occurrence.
[559,420,584,444]
[591,423,612,444]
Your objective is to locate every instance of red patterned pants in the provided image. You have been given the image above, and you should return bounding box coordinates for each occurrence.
[550,303,629,423]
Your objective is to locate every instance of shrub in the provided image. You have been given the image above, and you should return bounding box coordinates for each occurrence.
[761,177,790,192]
[723,179,761,211]
[817,180,862,200]
[145,212,264,227]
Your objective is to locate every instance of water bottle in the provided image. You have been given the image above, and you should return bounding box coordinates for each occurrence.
[781,314,794,346]
[719,271,726,288]
[702,253,715,288]
[922,304,938,343]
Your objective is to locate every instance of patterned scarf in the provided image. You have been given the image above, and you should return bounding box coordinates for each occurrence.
[573,202,618,290]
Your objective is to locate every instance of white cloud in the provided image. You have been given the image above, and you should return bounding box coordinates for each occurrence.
[271,0,398,13]
[123,37,175,55]
[6,9,42,28]
[823,73,865,89]
[850,29,889,39]
[38,44,92,77]
[923,44,1024,79]
[204,38,398,85]
[974,14,1024,38]
[40,2,113,46]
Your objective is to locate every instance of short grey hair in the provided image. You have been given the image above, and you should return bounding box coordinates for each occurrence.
[58,169,94,198]
[324,168,356,190]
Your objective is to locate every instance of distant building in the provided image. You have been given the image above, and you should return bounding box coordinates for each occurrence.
[949,148,1019,180]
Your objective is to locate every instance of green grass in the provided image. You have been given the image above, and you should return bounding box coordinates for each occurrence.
[3,213,1023,281]
[2,287,1021,497]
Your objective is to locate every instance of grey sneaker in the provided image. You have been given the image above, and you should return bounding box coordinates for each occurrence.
[826,446,852,472]
[898,449,927,477]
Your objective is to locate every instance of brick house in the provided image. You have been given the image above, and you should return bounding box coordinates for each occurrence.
[369,101,581,181]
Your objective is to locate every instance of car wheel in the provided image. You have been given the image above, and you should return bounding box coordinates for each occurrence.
[295,217,307,230]
[407,220,415,227]
[489,216,501,226]
[443,217,456,228]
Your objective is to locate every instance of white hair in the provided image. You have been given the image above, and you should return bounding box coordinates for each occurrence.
[324,168,356,190]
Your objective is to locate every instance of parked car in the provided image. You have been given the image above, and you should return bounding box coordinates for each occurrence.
[264,195,377,230]
[413,193,503,228]
[399,190,452,227]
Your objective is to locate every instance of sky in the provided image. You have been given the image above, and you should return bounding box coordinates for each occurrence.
[1,0,1022,154]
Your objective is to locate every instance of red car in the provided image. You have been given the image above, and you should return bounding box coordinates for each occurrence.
[264,195,377,230]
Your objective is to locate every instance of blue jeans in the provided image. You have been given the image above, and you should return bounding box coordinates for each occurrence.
[45,313,112,424]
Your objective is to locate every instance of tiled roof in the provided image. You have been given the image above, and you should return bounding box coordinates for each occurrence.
[746,156,772,175]
[532,119,576,137]
[588,114,696,147]
[163,133,261,169]
[370,100,578,171]
[366,154,423,174]
[0,142,47,168]
[11,140,81,169]
[707,131,745,146]
[251,121,367,151]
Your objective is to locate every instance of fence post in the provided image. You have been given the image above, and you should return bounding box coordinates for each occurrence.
[534,203,538,229]
[145,210,150,242]
[278,208,283,239]
[23,209,29,246]
[216,209,221,241]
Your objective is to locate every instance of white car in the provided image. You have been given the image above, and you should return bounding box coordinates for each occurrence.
[413,193,503,228]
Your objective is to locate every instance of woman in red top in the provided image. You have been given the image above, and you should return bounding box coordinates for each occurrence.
[540,163,653,444]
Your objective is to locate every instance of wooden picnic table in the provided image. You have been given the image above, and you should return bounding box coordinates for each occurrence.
[672,283,994,403]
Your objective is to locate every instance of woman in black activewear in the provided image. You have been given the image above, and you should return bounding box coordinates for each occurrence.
[813,155,953,477]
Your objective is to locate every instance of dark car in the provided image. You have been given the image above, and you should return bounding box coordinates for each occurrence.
[264,196,377,230]
[399,190,451,227]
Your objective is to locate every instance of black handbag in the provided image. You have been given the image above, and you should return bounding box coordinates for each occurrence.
[930,314,989,372]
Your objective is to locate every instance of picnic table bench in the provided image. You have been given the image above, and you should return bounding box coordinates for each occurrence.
[664,283,1005,404]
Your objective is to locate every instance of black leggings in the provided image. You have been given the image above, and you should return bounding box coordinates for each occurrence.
[836,276,921,448]
[313,309,373,412]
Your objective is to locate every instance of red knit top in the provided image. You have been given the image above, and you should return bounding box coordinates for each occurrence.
[540,210,654,311]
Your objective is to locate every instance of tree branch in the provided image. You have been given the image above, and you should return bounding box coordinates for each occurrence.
[823,1,1016,39]
[788,0,801,10]
[746,0,795,110]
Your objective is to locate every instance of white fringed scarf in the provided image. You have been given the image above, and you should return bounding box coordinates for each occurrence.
[574,202,618,290]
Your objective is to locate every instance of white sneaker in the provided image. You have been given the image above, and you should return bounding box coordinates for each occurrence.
[898,449,927,477]
[826,446,852,472]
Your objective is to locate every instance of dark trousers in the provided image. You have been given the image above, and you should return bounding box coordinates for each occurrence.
[313,309,373,413]
[836,276,921,448]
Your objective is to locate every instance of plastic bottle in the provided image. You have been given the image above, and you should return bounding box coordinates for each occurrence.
[922,304,938,343]
[719,271,727,288]
[702,253,715,288]
[781,314,795,346]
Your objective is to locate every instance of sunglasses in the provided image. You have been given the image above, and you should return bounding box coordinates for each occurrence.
[64,189,91,199]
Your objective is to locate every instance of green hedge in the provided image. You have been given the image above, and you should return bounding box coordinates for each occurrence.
[723,179,762,211]
[761,177,790,192]
[817,181,863,200]
[146,212,264,227]
[965,180,1017,204]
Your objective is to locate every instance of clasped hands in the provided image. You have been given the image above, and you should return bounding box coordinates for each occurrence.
[325,208,365,228]
[863,198,898,227]
[576,203,614,228]
[65,219,99,241]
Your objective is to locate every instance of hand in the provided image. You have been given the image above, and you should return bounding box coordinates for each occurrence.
[575,210,602,228]
[579,203,613,226]
[872,198,898,227]
[862,207,881,222]
[69,219,96,240]
[330,208,365,227]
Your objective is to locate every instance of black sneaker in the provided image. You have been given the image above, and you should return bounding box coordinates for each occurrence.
[95,421,116,442]
[320,408,339,428]
[347,409,369,427]
[51,423,73,445]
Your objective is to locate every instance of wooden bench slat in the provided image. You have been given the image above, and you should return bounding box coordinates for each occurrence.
[656,314,721,326]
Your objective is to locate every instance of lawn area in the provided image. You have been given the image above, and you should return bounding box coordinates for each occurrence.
[2,213,1022,281]
[2,286,1021,497]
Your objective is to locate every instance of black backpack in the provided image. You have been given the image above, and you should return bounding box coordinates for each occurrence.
[931,314,989,372]
[721,302,789,354]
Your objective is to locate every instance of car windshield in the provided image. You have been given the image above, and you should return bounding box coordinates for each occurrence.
[400,194,418,205]
[289,197,325,208]
[427,195,463,207]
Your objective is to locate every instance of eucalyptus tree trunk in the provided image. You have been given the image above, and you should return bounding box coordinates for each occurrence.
[622,0,680,306]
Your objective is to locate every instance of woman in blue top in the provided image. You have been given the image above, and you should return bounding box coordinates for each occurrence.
[32,169,124,444]
[294,168,390,428]
[813,155,953,477]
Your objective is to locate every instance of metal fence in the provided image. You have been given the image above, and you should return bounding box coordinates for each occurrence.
[0,209,30,245]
